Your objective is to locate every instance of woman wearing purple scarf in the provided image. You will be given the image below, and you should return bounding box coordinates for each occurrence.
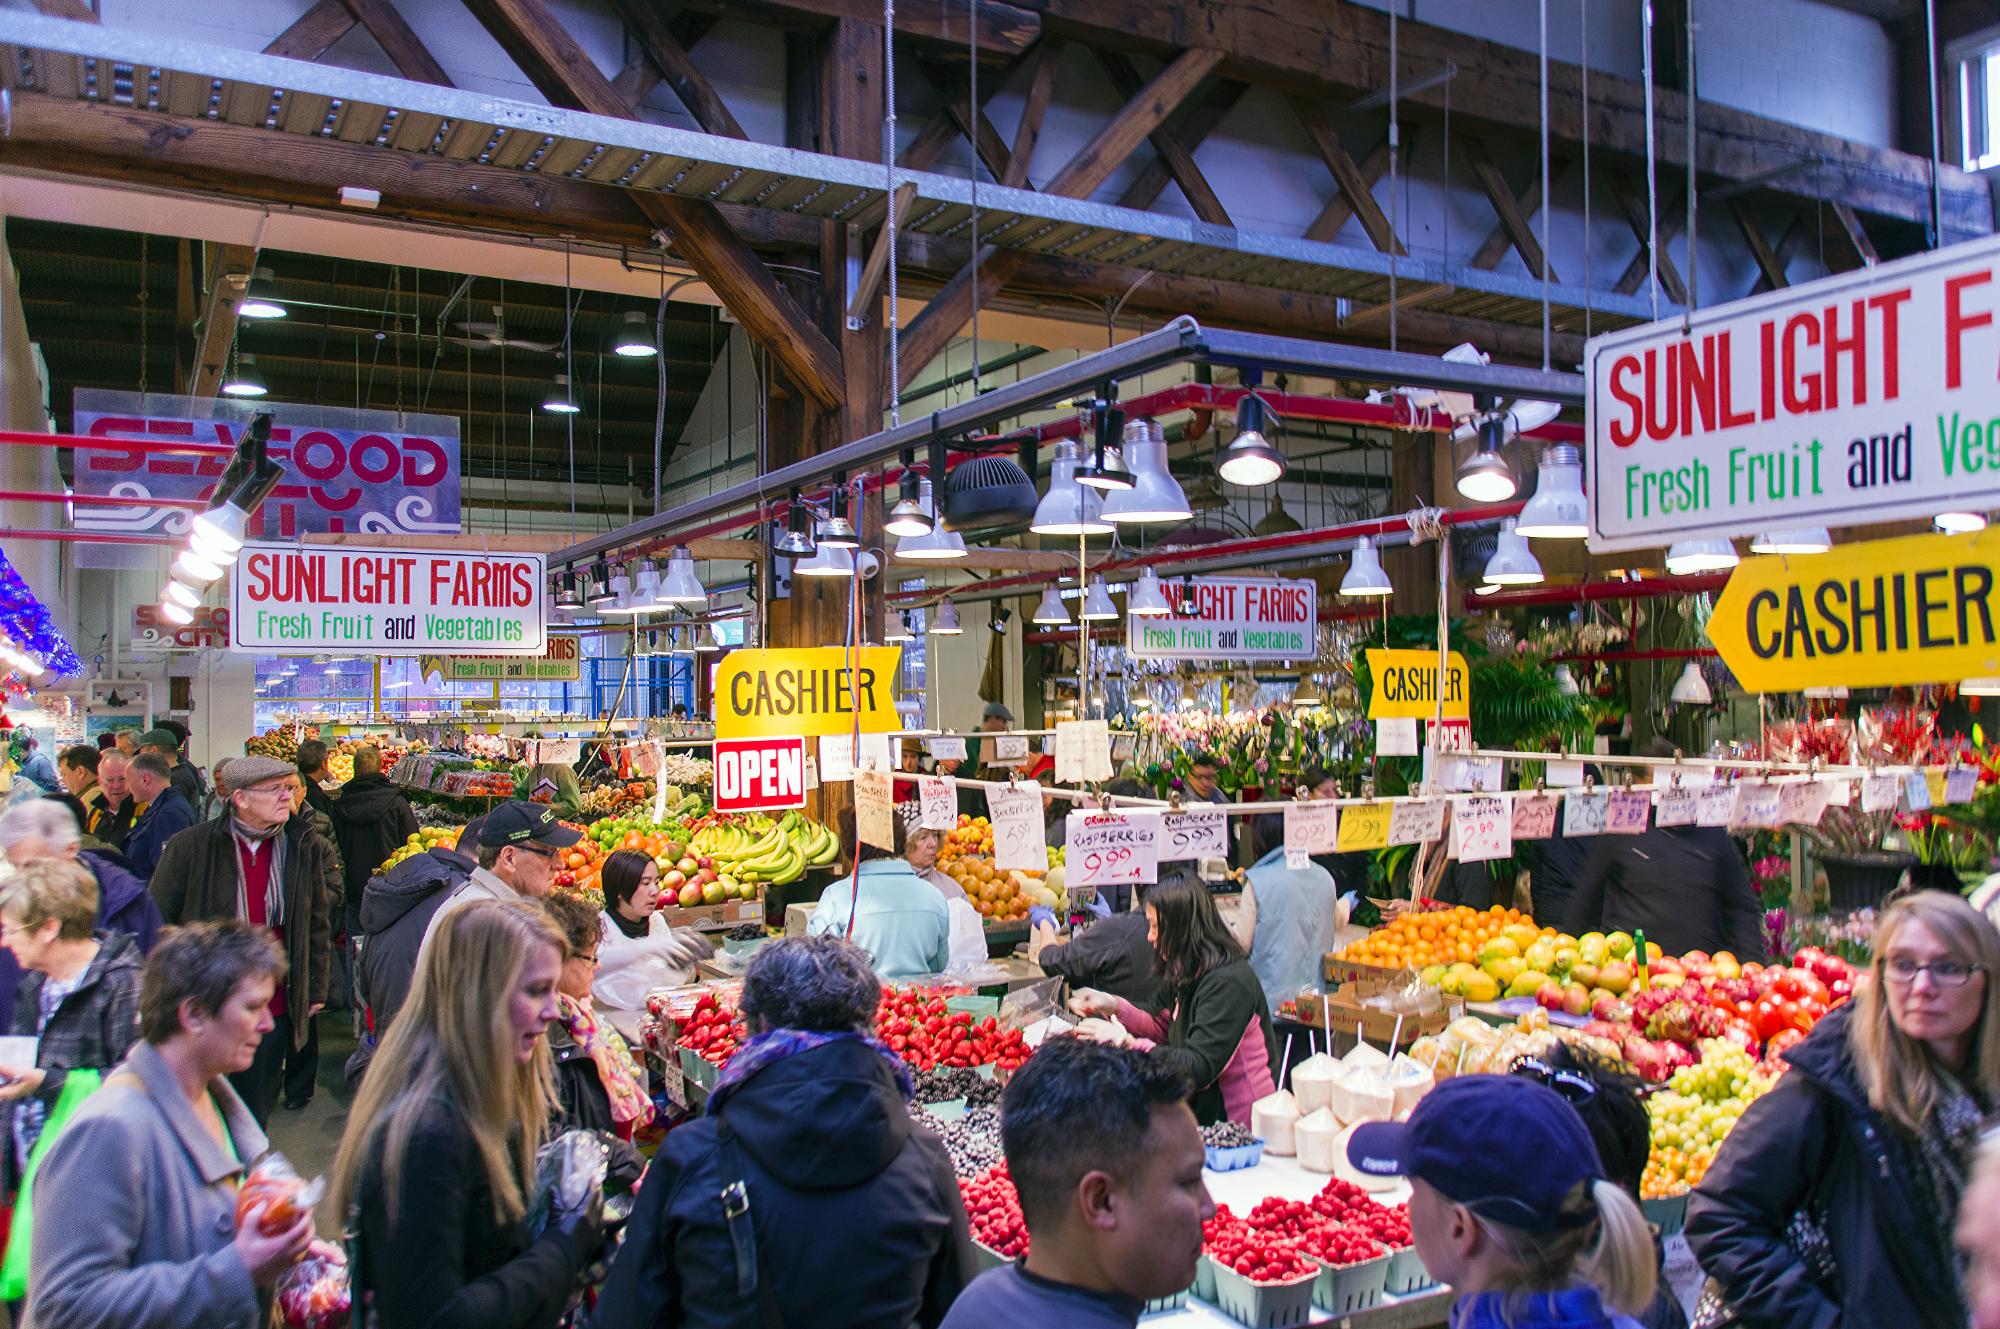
[592,936,977,1329]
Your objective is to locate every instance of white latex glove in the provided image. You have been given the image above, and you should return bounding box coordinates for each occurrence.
[1073,1016,1134,1047]
[1066,987,1118,1019]
[658,927,714,967]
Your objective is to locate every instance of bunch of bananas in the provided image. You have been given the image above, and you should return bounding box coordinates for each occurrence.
[691,812,840,886]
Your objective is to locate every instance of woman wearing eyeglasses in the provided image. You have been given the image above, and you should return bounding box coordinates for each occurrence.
[1686,891,2000,1329]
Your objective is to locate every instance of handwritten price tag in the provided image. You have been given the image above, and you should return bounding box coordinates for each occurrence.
[986,784,1047,872]
[1563,790,1608,837]
[1730,782,1782,830]
[1452,795,1513,864]
[1775,781,1828,829]
[1388,799,1447,846]
[1160,808,1227,862]
[926,735,967,762]
[1905,771,1934,812]
[1337,802,1393,851]
[1947,767,1979,805]
[1860,773,1902,813]
[855,768,896,849]
[1545,760,1587,787]
[1376,717,1418,756]
[818,732,891,783]
[1695,785,1737,826]
[1055,720,1113,784]
[917,776,957,831]
[1823,777,1852,807]
[1604,789,1651,835]
[1065,811,1162,887]
[1438,755,1505,792]
[1654,786,1698,827]
[992,734,1030,765]
[1511,794,1560,840]
[1283,801,1339,868]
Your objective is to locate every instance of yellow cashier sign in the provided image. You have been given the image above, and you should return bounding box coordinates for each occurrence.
[1709,530,2000,692]
[714,646,903,740]
[1366,649,1471,719]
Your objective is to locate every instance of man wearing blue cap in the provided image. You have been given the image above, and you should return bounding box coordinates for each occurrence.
[417,800,580,956]
[1347,1076,1659,1329]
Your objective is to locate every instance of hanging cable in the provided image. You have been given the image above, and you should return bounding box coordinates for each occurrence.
[1641,0,1660,321]
[1580,0,1592,341]
[967,0,982,395]
[564,238,577,531]
[883,0,902,428]
[1923,0,1942,248]
[1683,0,1697,331]
[135,232,149,398]
[1388,1,1401,353]
[1538,0,1551,370]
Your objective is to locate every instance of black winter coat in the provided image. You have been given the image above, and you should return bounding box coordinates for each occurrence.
[1563,824,1765,960]
[355,847,472,1038]
[591,1038,977,1329]
[1684,1003,1967,1329]
[330,773,420,926]
[2,930,142,1191]
[1033,912,1159,1008]
[1146,958,1278,1127]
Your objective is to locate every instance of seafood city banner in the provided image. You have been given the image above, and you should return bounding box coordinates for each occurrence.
[229,543,545,655]
[70,391,461,568]
[1584,232,2000,552]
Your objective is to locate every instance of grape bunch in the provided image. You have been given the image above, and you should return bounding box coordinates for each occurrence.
[1644,1040,1775,1198]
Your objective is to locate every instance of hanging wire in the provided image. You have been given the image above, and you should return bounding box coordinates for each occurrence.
[1683,0,1698,332]
[1538,0,1551,369]
[564,239,577,530]
[1641,0,1661,321]
[883,0,901,428]
[967,0,981,395]
[1580,0,1592,341]
[1388,1,1400,353]
[1923,0,1942,248]
[135,232,149,398]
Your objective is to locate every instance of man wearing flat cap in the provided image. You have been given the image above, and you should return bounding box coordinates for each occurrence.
[146,753,336,1125]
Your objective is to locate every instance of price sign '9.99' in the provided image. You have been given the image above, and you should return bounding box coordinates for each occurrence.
[1064,811,1162,887]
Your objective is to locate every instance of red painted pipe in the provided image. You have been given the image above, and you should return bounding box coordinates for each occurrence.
[0,428,236,456]
[1465,572,1732,609]
[0,489,207,510]
[2,529,179,546]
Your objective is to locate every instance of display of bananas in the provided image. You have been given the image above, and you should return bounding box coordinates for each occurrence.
[690,811,840,886]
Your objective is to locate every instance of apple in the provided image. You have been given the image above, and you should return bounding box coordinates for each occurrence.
[697,856,715,870]
[554,870,576,888]
[677,883,703,907]
[1535,981,1566,1011]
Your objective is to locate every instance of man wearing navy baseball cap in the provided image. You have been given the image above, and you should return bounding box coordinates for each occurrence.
[417,800,581,956]
[1347,1076,1659,1329]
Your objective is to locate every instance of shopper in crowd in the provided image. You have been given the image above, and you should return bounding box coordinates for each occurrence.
[1510,1044,1688,1329]
[294,739,335,818]
[110,729,137,756]
[1029,892,1159,1009]
[971,701,1015,782]
[1,798,163,954]
[13,734,58,795]
[55,745,106,836]
[332,900,601,1329]
[539,892,652,1159]
[347,817,480,1084]
[1070,872,1277,1127]
[0,860,143,1249]
[95,750,135,852]
[593,934,976,1329]
[272,772,344,1112]
[900,818,964,901]
[1959,1134,2000,1329]
[591,848,711,1044]
[330,746,417,931]
[1687,891,2000,1328]
[1234,813,1345,1011]
[1346,1075,1657,1329]
[1301,768,1371,894]
[808,809,950,979]
[1182,753,1229,806]
[94,733,114,753]
[941,1038,1208,1329]
[138,726,203,809]
[419,801,579,955]
[146,754,335,1126]
[121,751,196,881]
[26,920,312,1329]
[42,793,107,852]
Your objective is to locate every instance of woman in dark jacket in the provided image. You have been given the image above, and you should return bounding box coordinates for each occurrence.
[331,900,603,1329]
[592,934,977,1329]
[1070,872,1278,1126]
[1686,892,2000,1328]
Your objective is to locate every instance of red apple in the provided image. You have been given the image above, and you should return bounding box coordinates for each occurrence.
[697,856,714,870]
[1535,981,1566,1011]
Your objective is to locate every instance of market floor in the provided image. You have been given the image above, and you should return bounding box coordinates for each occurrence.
[264,1016,360,1181]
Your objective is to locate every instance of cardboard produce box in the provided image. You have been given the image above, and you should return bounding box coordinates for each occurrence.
[656,889,765,932]
[1296,980,1462,1046]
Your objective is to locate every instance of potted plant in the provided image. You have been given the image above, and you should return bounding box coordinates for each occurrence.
[1776,710,1934,914]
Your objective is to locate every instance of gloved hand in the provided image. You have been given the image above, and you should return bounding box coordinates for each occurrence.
[1085,892,1112,920]
[1066,987,1118,1019]
[1339,891,1358,913]
[1028,905,1058,930]
[547,1182,605,1254]
[658,927,715,967]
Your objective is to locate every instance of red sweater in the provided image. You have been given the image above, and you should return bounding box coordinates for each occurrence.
[236,834,287,1017]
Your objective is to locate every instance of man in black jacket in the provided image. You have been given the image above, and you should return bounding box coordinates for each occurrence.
[1561,816,1765,960]
[328,746,418,937]
[1029,902,1159,1008]
[138,724,204,809]
[592,935,977,1329]
[344,820,480,1085]
[296,739,335,819]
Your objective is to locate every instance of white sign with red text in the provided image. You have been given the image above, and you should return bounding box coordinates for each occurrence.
[713,737,810,812]
[1127,575,1317,661]
[1586,232,2000,551]
[229,542,545,654]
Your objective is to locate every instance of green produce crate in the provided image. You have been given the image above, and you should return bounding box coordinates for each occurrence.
[919,1097,967,1121]
[1311,1252,1388,1316]
[1207,1261,1318,1328]
[678,1046,721,1091]
[723,934,769,957]
[1383,1246,1436,1295]
[1193,1254,1218,1303]
[946,994,1000,1021]
[1641,1192,1689,1235]
[1141,1283,1192,1317]
[971,1063,998,1081]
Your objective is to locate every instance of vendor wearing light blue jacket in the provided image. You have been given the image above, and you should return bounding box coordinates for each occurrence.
[1233,813,1345,1010]
[809,810,952,979]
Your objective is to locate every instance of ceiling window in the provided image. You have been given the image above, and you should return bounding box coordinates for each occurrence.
[1962,34,2000,171]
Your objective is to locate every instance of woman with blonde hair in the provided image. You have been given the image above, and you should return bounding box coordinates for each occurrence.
[330,899,602,1329]
[1687,891,2000,1328]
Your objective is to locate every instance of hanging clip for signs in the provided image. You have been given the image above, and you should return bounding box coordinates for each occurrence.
[1621,770,1636,791]
[1293,782,1312,802]
[1534,776,1547,795]
[1167,790,1184,812]
[1098,791,1114,813]
[1362,780,1376,801]
[1580,770,1596,792]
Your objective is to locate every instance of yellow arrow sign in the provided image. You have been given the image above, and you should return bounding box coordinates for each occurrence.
[1366,649,1471,719]
[1708,530,2000,692]
[714,646,904,740]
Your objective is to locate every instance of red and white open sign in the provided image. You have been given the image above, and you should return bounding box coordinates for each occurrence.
[713,737,810,812]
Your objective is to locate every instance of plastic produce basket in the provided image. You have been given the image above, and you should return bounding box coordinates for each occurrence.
[1142,1283,1192,1317]
[972,1240,1013,1273]
[920,1097,967,1122]
[678,1046,721,1091]
[1204,1139,1266,1172]
[1207,1261,1319,1328]
[1193,1253,1218,1303]
[971,1063,998,1081]
[947,994,1001,1021]
[1312,1252,1389,1315]
[723,934,768,957]
[1642,1192,1689,1235]
[1383,1245,1436,1295]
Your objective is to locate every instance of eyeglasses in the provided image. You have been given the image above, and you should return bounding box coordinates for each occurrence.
[1883,956,1983,987]
[514,842,560,861]
[573,952,598,966]
[1511,1056,1599,1104]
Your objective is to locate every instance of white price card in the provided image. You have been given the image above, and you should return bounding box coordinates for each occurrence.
[1903,770,1933,812]
[1730,782,1783,830]
[855,768,896,850]
[1112,731,1137,762]
[917,776,957,831]
[1776,781,1829,828]
[1823,777,1852,807]
[1065,810,1162,888]
[986,784,1048,873]
[1438,755,1505,792]
[1546,760,1587,787]
[1452,794,1513,863]
[992,734,1030,765]
[1160,807,1228,862]
[1054,720,1113,784]
[1861,772,1902,812]
[927,735,967,762]
[1654,786,1698,827]
[1376,716,1419,756]
[1388,798,1448,845]
[1563,790,1609,837]
[1283,801,1339,868]
[1695,785,1738,826]
[1605,789,1652,835]
[818,732,891,782]
[1947,767,1979,805]
[1512,794,1561,840]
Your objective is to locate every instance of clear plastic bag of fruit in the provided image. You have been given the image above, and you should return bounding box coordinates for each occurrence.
[276,1255,352,1329]
[235,1152,325,1238]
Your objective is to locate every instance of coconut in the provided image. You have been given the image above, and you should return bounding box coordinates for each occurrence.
[1290,1053,1343,1116]
[1381,1053,1435,1119]
[1295,1108,1342,1173]
[1251,1089,1300,1156]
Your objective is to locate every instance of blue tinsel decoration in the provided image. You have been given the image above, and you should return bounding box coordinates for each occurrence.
[0,549,82,678]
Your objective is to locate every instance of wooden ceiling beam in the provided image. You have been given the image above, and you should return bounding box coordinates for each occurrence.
[30,0,96,21]
[186,241,258,396]
[606,0,743,137]
[1458,135,1555,282]
[1094,49,1230,226]
[1290,96,1401,254]
[1116,77,1242,212]
[460,0,844,408]
[1300,128,1400,245]
[672,0,1034,59]
[611,12,718,108]
[263,0,356,61]
[1468,155,1567,271]
[340,0,454,86]
[916,58,1014,182]
[1608,173,1689,306]
[1728,198,1790,292]
[1001,36,1060,190]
